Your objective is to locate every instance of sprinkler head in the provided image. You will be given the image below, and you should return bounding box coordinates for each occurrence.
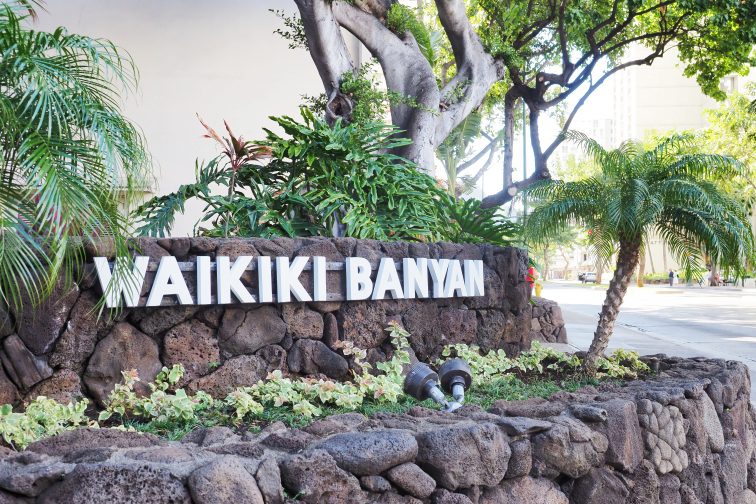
[404,362,449,408]
[438,358,472,404]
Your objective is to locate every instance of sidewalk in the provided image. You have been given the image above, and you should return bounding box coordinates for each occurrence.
[542,283,756,402]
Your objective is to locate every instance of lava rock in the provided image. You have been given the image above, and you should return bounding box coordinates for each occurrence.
[287,339,350,380]
[315,429,418,476]
[571,467,630,504]
[590,399,644,472]
[480,476,567,504]
[14,281,78,355]
[505,439,532,479]
[255,456,284,504]
[49,291,100,372]
[415,422,510,490]
[83,322,162,405]
[282,304,324,339]
[187,354,267,398]
[23,369,82,405]
[1,334,53,390]
[384,462,436,499]
[280,449,364,504]
[27,428,163,456]
[188,456,264,504]
[38,464,190,504]
[163,320,220,384]
[218,306,286,356]
[361,475,393,493]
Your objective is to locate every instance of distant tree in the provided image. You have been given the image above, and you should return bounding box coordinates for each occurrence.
[701,84,756,208]
[289,0,756,206]
[525,133,754,372]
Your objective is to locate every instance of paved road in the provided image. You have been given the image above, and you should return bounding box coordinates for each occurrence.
[543,281,756,399]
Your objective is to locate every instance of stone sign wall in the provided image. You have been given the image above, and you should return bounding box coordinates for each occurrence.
[0,237,532,406]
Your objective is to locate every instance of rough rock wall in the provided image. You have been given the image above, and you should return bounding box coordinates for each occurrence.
[2,356,754,504]
[529,297,567,344]
[0,237,532,407]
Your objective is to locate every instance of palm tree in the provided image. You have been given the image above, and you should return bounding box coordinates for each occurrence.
[0,1,148,308]
[525,133,754,373]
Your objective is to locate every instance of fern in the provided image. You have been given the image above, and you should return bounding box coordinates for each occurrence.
[441,197,521,247]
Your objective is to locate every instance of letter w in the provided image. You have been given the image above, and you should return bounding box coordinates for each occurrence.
[94,256,149,308]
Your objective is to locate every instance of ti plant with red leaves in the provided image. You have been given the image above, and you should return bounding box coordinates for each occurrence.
[196,116,272,237]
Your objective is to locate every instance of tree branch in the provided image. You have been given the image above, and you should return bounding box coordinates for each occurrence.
[293,0,356,123]
[332,0,440,168]
[481,169,550,208]
[457,135,498,175]
[541,49,667,161]
[434,0,501,143]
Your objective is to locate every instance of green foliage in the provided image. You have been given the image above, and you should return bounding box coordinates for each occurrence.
[0,325,651,447]
[700,84,756,214]
[598,348,651,379]
[472,0,756,102]
[0,1,149,309]
[270,9,308,50]
[441,341,648,380]
[386,4,435,66]
[135,109,517,245]
[339,61,432,125]
[525,133,755,277]
[99,365,214,424]
[0,398,94,449]
[438,197,520,248]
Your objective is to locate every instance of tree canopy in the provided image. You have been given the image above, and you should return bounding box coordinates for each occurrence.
[290,0,756,206]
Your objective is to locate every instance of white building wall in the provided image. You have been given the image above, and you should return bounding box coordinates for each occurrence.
[37,0,324,236]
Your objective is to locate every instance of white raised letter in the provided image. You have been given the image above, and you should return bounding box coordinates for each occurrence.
[345,257,372,300]
[428,259,450,297]
[372,258,404,300]
[217,256,255,304]
[464,260,485,297]
[313,256,327,302]
[403,258,429,299]
[276,256,312,302]
[444,260,467,297]
[94,256,149,308]
[257,256,273,303]
[196,256,212,305]
[147,256,193,306]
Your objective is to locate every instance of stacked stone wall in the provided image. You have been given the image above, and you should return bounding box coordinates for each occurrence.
[0,237,532,406]
[1,356,753,503]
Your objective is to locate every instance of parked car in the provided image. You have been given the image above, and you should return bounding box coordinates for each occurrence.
[580,272,597,283]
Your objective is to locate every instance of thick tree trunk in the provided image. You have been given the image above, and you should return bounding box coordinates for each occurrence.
[293,0,356,124]
[710,262,720,286]
[636,247,646,287]
[584,239,641,373]
[595,259,604,284]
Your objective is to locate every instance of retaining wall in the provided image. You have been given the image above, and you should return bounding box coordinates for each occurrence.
[1,356,753,503]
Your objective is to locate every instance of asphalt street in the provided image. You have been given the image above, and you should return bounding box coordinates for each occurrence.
[543,281,756,399]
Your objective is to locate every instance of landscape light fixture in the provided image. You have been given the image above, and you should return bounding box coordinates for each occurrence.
[403,362,449,410]
[403,358,473,413]
[438,358,473,407]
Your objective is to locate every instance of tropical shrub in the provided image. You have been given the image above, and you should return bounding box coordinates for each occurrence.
[525,133,754,372]
[0,1,149,308]
[134,109,520,245]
